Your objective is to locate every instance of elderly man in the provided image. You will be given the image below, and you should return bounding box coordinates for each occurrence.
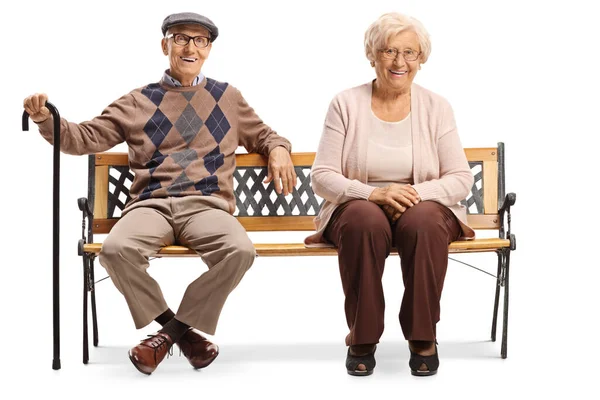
[23,12,296,375]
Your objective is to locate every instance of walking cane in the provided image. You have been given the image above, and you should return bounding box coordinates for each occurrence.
[22,102,61,370]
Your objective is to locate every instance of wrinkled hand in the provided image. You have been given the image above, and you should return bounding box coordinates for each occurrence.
[368,184,420,223]
[381,204,396,222]
[381,204,405,223]
[264,146,296,196]
[23,93,51,123]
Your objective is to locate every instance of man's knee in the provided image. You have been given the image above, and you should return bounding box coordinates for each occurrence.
[99,236,123,263]
[228,234,256,270]
[99,236,139,268]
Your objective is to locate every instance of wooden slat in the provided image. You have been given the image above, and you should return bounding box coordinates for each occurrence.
[447,248,504,254]
[93,214,501,234]
[232,153,266,167]
[95,149,498,167]
[83,238,510,257]
[465,148,498,162]
[483,160,499,214]
[94,152,317,168]
[237,216,316,231]
[92,218,116,234]
[93,166,108,219]
[234,152,316,167]
[95,153,128,166]
[466,214,500,229]
[93,216,318,234]
[289,153,316,167]
[449,238,510,250]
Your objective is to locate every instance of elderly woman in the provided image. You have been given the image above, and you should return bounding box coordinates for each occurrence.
[305,12,475,376]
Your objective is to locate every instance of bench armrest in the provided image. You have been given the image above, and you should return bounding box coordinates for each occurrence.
[499,192,516,214]
[498,192,516,250]
[77,197,94,256]
[78,197,93,217]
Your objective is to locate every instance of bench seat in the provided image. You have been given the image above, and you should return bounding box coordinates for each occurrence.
[82,237,510,257]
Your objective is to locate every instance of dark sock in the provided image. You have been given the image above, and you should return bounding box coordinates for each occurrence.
[159,318,190,343]
[155,309,176,327]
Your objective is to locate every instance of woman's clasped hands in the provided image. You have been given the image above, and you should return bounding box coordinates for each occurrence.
[368,183,421,223]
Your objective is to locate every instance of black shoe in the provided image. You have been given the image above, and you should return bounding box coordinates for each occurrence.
[346,345,376,376]
[409,342,439,377]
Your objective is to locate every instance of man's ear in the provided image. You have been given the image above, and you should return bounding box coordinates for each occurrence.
[161,38,168,55]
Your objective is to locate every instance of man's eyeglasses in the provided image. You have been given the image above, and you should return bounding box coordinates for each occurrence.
[378,48,421,62]
[166,33,210,48]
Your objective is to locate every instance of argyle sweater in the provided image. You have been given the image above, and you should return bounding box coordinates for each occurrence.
[38,77,292,213]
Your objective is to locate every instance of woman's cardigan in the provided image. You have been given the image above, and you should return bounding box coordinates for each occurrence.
[305,82,475,247]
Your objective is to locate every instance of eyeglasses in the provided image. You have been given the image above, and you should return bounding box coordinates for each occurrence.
[165,33,210,48]
[378,48,421,62]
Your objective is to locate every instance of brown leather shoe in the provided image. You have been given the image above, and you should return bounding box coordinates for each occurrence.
[177,328,219,369]
[128,332,174,375]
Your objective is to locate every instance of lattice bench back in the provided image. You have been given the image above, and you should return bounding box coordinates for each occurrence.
[86,145,506,235]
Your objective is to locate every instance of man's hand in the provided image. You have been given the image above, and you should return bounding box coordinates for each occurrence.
[264,146,296,196]
[23,93,51,123]
[368,184,420,222]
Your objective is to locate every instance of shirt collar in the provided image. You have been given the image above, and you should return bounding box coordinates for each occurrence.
[162,70,205,87]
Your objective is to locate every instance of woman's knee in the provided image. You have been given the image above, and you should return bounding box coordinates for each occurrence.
[332,201,392,250]
[396,201,449,239]
[339,200,391,236]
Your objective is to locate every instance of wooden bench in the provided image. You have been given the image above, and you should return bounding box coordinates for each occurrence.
[77,144,516,364]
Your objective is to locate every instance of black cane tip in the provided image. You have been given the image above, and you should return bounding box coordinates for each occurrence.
[22,111,30,131]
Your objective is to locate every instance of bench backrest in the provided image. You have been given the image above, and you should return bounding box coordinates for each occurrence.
[87,144,506,235]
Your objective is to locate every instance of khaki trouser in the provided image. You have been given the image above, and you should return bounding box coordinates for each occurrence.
[98,196,256,334]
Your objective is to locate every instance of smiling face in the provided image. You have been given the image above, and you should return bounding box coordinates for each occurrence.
[373,29,422,94]
[161,23,212,86]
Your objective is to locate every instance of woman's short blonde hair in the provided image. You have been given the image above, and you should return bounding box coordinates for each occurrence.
[364,12,431,64]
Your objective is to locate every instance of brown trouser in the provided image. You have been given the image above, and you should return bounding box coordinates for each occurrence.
[98,197,256,334]
[324,200,461,346]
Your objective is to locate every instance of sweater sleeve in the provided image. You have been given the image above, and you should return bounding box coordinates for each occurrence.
[235,89,292,156]
[36,93,134,155]
[412,101,474,206]
[310,96,376,204]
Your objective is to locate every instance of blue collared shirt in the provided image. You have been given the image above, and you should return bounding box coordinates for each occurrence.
[162,70,205,87]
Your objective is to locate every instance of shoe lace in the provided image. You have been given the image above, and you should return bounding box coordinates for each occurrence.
[146,334,174,365]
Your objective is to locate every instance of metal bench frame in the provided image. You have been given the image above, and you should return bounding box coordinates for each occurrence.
[78,147,515,365]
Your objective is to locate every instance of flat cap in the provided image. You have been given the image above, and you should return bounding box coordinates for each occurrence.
[161,12,219,42]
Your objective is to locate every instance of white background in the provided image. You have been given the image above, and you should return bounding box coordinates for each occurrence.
[1,0,599,398]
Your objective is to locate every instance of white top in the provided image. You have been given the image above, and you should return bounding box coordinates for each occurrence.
[367,111,413,187]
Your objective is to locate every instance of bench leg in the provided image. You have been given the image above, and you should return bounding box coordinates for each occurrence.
[501,249,511,359]
[82,254,89,365]
[90,256,99,347]
[491,250,503,342]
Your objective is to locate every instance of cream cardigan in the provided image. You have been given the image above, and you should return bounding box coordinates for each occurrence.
[305,81,475,247]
